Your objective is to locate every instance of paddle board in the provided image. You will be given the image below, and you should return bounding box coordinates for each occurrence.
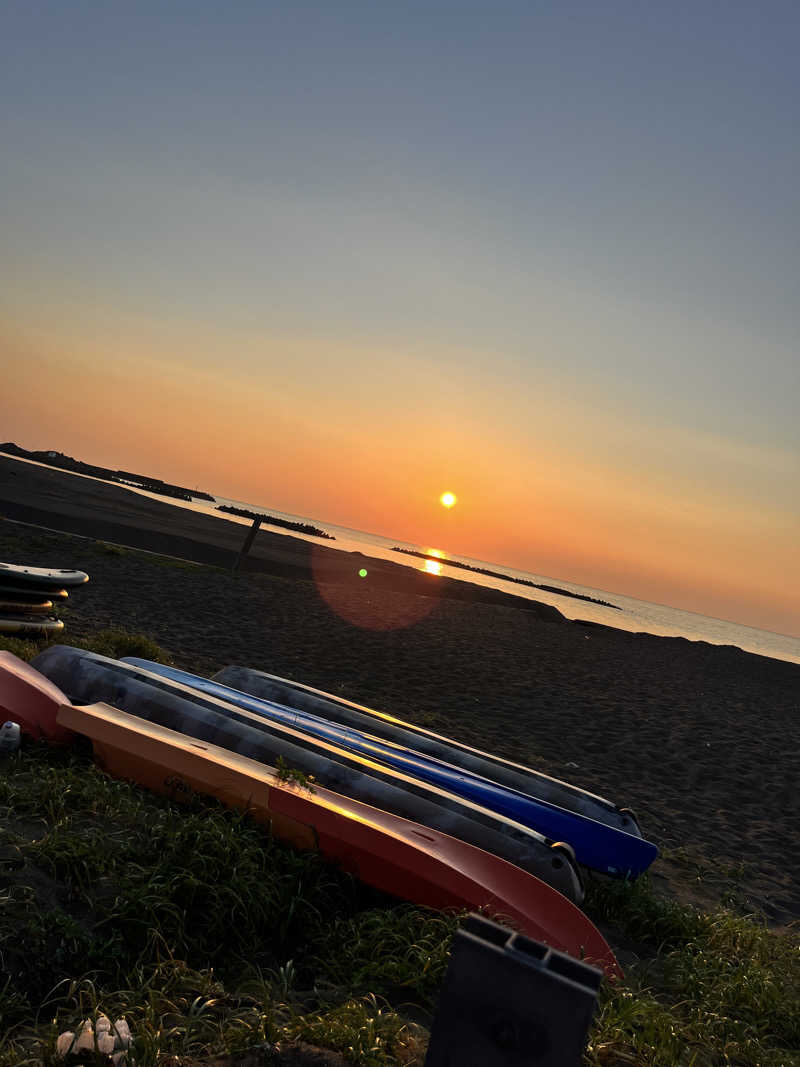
[0,563,88,588]
[32,646,584,902]
[56,698,621,979]
[215,666,642,836]
[0,600,53,615]
[0,584,69,601]
[127,659,658,878]
[0,615,64,635]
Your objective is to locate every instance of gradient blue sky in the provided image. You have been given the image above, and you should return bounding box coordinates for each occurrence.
[2,2,798,635]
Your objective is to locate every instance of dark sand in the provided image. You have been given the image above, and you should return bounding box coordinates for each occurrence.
[2,455,799,925]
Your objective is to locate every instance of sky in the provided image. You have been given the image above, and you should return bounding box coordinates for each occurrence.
[1,1,798,637]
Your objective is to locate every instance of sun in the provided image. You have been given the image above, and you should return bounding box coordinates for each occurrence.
[439,491,457,509]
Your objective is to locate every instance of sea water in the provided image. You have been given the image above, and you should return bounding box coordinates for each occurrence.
[3,452,799,665]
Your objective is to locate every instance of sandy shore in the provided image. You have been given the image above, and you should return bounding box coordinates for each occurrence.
[2,456,799,924]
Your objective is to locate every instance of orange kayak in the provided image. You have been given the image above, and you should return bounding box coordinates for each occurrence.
[0,653,622,979]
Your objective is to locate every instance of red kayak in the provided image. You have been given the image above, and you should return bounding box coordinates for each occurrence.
[0,653,621,979]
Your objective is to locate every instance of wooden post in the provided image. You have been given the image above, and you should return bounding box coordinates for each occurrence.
[233,516,263,571]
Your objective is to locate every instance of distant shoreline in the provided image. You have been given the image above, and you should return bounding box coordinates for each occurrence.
[0,441,215,504]
[392,547,621,610]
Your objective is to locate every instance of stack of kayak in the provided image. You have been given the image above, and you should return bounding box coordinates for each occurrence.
[0,563,90,637]
[0,645,660,980]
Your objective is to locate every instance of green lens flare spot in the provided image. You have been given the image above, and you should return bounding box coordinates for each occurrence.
[358,568,368,578]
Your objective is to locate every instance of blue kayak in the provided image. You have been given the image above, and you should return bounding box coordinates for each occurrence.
[125,658,658,878]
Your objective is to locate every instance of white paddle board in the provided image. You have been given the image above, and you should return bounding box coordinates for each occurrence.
[0,584,68,601]
[0,600,53,615]
[0,563,88,588]
[0,615,65,635]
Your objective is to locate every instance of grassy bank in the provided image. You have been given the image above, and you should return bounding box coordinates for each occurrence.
[0,628,798,1065]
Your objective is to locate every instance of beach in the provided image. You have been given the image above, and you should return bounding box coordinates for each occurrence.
[2,454,799,926]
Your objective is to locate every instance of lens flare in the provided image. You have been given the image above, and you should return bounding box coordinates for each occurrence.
[358,568,368,578]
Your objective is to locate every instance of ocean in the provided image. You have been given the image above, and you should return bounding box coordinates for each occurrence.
[4,452,799,666]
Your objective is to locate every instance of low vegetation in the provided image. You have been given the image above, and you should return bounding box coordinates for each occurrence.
[0,626,798,1064]
[0,627,173,667]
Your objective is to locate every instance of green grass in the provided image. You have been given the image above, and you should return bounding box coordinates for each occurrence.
[0,744,432,1065]
[584,875,800,1065]
[0,629,798,1064]
[0,626,173,666]
[97,541,129,557]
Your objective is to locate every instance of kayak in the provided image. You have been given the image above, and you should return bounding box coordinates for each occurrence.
[32,646,584,902]
[215,666,642,836]
[0,651,622,979]
[126,658,657,878]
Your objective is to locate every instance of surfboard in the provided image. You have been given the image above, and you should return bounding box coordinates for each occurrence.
[130,660,659,879]
[32,646,584,903]
[0,600,54,615]
[0,615,64,635]
[0,563,88,589]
